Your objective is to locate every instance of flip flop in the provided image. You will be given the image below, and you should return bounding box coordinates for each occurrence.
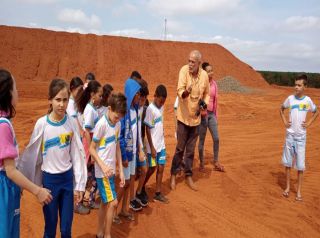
[295,196,303,202]
[282,191,289,198]
[119,212,135,221]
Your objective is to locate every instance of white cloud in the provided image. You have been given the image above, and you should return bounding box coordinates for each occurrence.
[284,16,320,31]
[148,0,242,16]
[25,22,102,35]
[28,22,38,27]
[83,0,114,4]
[17,0,58,3]
[108,28,149,38]
[209,35,320,71]
[57,8,101,29]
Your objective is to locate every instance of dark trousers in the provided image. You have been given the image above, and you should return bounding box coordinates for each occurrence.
[171,120,199,176]
[42,168,74,238]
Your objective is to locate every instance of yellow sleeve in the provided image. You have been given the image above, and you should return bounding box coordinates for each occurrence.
[177,65,188,98]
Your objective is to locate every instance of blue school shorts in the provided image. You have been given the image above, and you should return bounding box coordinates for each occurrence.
[147,149,166,168]
[96,175,117,204]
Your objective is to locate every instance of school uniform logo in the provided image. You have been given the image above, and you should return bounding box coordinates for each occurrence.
[59,132,73,148]
[299,103,310,111]
[42,132,73,155]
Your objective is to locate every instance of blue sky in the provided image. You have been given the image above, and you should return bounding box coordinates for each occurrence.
[1,0,320,72]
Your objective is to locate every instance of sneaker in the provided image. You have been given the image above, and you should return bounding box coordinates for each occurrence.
[153,193,169,204]
[90,200,100,209]
[141,187,149,201]
[136,192,149,207]
[74,203,90,215]
[129,199,143,211]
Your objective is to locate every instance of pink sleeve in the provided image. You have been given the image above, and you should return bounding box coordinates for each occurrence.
[0,122,18,162]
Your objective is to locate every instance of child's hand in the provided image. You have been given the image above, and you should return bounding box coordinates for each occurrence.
[36,187,52,205]
[285,121,291,128]
[302,121,309,129]
[200,108,207,117]
[119,173,125,188]
[139,151,146,162]
[122,160,129,168]
[151,147,157,159]
[101,164,113,177]
[74,191,84,204]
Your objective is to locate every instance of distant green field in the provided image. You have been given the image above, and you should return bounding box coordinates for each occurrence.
[258,71,320,88]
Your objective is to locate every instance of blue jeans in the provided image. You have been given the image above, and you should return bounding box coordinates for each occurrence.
[42,169,74,238]
[198,111,220,164]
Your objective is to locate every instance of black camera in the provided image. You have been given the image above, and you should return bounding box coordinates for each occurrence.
[195,99,207,116]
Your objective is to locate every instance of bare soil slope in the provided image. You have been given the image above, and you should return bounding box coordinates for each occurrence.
[1,26,319,238]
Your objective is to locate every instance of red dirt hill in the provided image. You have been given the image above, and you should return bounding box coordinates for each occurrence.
[0,25,267,93]
[2,26,319,238]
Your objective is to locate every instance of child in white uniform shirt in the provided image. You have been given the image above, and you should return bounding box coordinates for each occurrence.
[76,80,103,211]
[143,85,169,203]
[21,79,87,238]
[90,92,126,238]
[280,74,318,201]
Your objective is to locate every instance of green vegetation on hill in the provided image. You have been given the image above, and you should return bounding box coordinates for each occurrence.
[258,71,320,88]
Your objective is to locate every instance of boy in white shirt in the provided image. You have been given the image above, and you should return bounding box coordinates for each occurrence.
[90,93,126,238]
[280,74,318,201]
[143,85,169,203]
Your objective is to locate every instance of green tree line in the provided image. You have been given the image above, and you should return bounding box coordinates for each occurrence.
[258,71,320,88]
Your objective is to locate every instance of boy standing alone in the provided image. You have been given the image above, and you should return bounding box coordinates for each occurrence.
[280,74,318,201]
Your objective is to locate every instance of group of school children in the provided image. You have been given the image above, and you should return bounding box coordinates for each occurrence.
[1,66,319,238]
[0,69,168,238]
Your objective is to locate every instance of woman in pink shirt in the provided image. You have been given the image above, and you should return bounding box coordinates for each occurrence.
[198,62,224,172]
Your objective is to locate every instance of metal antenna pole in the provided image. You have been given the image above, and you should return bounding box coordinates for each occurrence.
[164,18,167,41]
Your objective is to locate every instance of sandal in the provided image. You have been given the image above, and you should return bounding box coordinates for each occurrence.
[282,191,289,198]
[118,211,135,221]
[112,216,122,224]
[81,198,90,207]
[295,196,303,202]
[214,163,225,172]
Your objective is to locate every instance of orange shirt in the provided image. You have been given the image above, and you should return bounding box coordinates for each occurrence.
[176,65,209,126]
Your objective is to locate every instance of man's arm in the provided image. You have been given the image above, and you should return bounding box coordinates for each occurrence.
[177,66,191,99]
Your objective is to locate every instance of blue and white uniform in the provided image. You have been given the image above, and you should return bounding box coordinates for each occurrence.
[93,114,120,203]
[19,114,87,238]
[83,103,100,132]
[66,97,78,119]
[282,95,317,170]
[136,106,147,167]
[123,108,138,179]
[97,106,108,119]
[144,103,166,167]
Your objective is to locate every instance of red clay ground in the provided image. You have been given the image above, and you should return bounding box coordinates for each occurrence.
[1,26,320,238]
